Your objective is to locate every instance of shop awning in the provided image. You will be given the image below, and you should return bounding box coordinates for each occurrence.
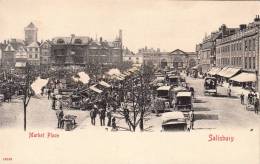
[111,74,125,81]
[222,68,240,78]
[99,81,111,88]
[217,66,229,76]
[15,62,26,68]
[89,85,103,93]
[208,67,222,75]
[230,72,256,82]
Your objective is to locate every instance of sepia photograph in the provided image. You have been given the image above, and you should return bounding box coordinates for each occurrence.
[0,0,259,163]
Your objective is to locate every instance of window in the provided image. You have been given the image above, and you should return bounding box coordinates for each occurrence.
[35,54,38,58]
[249,57,251,69]
[129,57,131,60]
[245,40,248,51]
[249,39,251,51]
[29,54,32,58]
[253,57,256,69]
[252,39,255,51]
[245,57,247,69]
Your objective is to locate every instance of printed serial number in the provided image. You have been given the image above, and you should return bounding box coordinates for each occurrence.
[2,157,13,161]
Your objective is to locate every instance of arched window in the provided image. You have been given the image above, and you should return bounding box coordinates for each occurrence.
[74,39,82,44]
[57,39,65,44]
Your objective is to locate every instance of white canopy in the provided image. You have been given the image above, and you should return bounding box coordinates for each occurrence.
[230,72,256,82]
[72,72,90,84]
[15,62,26,68]
[99,81,111,88]
[106,68,121,76]
[161,111,185,122]
[157,86,171,91]
[89,85,103,93]
[208,67,222,75]
[176,91,192,97]
[31,77,49,95]
[222,68,240,78]
[217,66,229,76]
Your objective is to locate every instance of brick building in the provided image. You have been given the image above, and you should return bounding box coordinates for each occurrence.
[50,30,123,68]
[214,15,260,90]
[197,25,239,73]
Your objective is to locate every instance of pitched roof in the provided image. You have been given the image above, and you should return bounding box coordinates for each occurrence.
[27,41,40,47]
[26,22,36,28]
[40,40,53,47]
[52,36,90,44]
[4,44,15,51]
[169,49,187,55]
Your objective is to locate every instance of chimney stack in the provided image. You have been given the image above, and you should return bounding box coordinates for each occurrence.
[119,29,122,42]
[239,24,247,31]
[100,37,102,43]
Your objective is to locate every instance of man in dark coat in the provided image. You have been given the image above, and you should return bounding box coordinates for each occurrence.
[100,108,106,126]
[107,108,112,127]
[90,106,97,125]
[56,108,64,128]
[254,98,259,114]
[47,89,51,100]
[240,92,244,105]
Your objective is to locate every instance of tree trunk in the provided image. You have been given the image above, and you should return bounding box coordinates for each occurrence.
[139,111,144,131]
[24,103,26,131]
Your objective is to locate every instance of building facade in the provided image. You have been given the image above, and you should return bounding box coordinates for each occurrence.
[215,15,260,89]
[123,48,143,65]
[50,31,123,68]
[27,42,40,66]
[197,25,239,73]
[40,40,52,69]
[24,22,38,45]
[140,47,197,70]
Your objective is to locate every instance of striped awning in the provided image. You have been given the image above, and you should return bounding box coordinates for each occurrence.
[208,67,222,75]
[230,72,256,82]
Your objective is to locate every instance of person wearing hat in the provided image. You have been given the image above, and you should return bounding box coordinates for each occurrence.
[90,105,97,125]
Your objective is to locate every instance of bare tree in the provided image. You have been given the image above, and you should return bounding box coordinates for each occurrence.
[22,63,34,131]
[117,65,153,132]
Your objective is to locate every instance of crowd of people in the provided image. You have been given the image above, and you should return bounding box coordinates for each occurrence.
[240,91,259,114]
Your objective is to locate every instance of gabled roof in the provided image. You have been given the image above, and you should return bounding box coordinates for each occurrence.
[4,44,15,51]
[40,40,53,47]
[169,49,188,56]
[26,22,36,29]
[9,39,26,50]
[27,41,40,47]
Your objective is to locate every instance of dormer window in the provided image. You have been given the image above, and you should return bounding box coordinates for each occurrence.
[57,39,65,44]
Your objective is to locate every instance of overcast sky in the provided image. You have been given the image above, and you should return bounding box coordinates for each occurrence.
[0,0,259,52]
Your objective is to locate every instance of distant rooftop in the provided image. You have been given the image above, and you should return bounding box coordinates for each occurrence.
[26,22,36,28]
